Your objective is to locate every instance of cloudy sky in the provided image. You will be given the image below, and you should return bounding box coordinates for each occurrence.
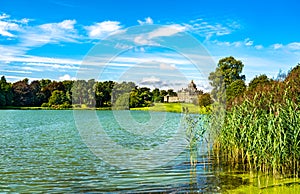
[0,0,299,90]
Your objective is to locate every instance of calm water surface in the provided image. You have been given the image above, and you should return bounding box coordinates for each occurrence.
[1,110,299,193]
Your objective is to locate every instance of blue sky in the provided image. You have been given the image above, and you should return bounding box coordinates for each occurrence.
[0,0,299,90]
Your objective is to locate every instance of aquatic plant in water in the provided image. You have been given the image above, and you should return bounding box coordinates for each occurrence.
[182,107,208,166]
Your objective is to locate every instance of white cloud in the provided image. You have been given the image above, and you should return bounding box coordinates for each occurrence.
[0,21,19,37]
[139,47,145,52]
[0,13,78,46]
[212,40,243,47]
[111,55,189,66]
[0,13,9,20]
[0,13,81,50]
[244,38,253,46]
[2,70,32,74]
[287,42,300,50]
[0,54,81,65]
[114,43,133,50]
[0,14,20,37]
[137,17,153,25]
[21,66,43,72]
[59,74,76,80]
[4,75,45,82]
[85,21,122,39]
[57,19,76,30]
[212,38,258,48]
[140,76,161,84]
[134,35,153,45]
[148,24,186,39]
[25,62,79,71]
[20,19,78,47]
[160,63,176,70]
[255,45,263,50]
[272,43,283,50]
[0,45,26,57]
[0,13,31,38]
[133,24,186,45]
[185,19,238,39]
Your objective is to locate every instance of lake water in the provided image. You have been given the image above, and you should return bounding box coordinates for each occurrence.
[1,110,299,193]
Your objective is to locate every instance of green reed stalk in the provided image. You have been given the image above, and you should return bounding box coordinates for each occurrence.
[213,90,300,177]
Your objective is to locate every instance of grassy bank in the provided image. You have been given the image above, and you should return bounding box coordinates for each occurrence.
[131,103,210,114]
[0,106,112,110]
[0,103,207,113]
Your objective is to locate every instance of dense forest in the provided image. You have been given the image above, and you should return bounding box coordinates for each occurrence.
[0,77,182,109]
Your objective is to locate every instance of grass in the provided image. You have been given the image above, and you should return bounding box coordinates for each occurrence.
[130,103,210,114]
[1,103,208,113]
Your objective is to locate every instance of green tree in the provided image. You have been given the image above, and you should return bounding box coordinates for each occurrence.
[248,74,270,90]
[112,81,136,104]
[12,79,33,106]
[87,79,96,107]
[167,89,177,96]
[30,80,44,106]
[139,87,152,106]
[114,93,130,110]
[62,80,74,103]
[284,63,300,103]
[160,90,168,102]
[71,80,88,105]
[95,81,115,107]
[129,88,141,108]
[209,56,245,102]
[48,90,70,107]
[152,88,162,102]
[41,81,65,103]
[0,76,12,106]
[198,93,213,107]
[226,79,246,102]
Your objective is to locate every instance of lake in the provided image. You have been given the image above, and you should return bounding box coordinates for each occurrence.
[1,110,299,193]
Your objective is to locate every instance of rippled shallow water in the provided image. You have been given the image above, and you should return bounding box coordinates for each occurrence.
[1,110,299,193]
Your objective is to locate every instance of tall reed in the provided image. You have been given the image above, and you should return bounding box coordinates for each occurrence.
[214,90,300,177]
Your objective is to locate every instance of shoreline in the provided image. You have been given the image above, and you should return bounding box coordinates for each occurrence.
[0,103,210,114]
[0,106,111,111]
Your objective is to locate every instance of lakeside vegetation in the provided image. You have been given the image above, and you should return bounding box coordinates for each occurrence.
[0,77,179,109]
[0,76,212,111]
[209,56,300,178]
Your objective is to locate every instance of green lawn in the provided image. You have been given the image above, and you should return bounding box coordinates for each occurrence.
[130,103,210,114]
[1,103,208,113]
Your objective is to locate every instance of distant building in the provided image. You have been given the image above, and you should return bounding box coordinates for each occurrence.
[164,80,202,103]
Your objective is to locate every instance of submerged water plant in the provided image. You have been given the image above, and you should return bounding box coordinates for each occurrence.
[182,107,208,166]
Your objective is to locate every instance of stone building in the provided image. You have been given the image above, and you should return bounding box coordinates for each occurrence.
[164,80,202,103]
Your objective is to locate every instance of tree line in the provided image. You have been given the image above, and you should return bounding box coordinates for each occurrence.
[0,77,180,109]
[208,56,298,108]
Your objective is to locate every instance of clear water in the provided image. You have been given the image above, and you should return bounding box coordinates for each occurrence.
[1,110,299,193]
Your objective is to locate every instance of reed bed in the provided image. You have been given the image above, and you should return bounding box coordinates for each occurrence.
[213,91,300,177]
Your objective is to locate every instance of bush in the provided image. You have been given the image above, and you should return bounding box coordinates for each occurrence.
[197,93,213,107]
[41,102,49,107]
[60,102,71,108]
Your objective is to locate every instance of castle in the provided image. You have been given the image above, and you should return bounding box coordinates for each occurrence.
[164,80,202,103]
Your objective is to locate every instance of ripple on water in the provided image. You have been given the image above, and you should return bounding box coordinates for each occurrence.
[2,110,291,193]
